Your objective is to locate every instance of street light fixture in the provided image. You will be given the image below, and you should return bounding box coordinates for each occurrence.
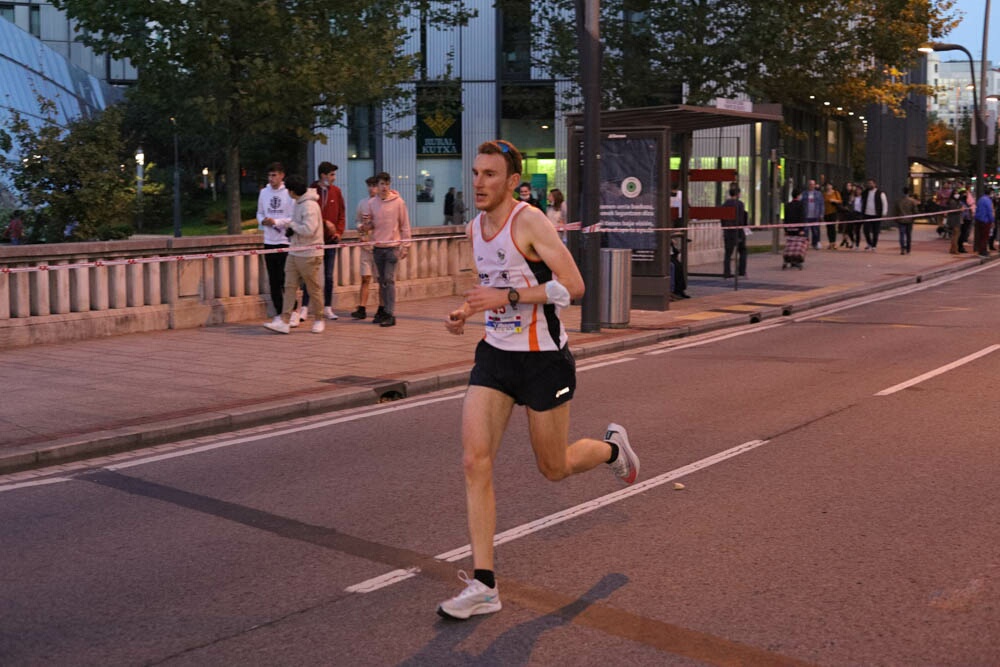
[135,146,145,231]
[919,42,986,197]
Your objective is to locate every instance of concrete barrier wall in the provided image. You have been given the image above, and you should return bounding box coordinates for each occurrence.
[0,227,475,348]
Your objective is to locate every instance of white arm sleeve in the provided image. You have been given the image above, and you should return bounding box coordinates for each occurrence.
[544,279,571,307]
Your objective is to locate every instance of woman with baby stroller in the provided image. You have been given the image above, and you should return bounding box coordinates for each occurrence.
[783,187,808,269]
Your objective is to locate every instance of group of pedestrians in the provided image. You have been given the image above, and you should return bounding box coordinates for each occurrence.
[257,163,410,333]
[782,176,995,258]
[932,180,999,258]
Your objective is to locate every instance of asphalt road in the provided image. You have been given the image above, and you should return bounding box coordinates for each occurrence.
[2,268,999,666]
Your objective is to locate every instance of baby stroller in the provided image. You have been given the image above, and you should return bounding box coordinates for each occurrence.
[782,228,808,270]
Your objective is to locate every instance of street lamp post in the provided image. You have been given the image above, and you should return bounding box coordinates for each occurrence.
[170,117,181,238]
[920,43,986,197]
[135,147,145,231]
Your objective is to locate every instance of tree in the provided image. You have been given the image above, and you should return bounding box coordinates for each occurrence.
[0,102,159,242]
[53,0,474,234]
[525,0,959,113]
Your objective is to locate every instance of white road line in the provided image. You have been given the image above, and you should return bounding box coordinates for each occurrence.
[875,345,1000,396]
[646,322,786,355]
[0,476,72,493]
[577,357,636,372]
[345,439,770,594]
[795,260,1000,323]
[106,391,467,470]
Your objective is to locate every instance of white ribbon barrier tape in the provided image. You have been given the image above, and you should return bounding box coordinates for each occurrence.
[1,206,975,276]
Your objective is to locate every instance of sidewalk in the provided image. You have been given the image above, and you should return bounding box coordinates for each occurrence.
[0,225,985,474]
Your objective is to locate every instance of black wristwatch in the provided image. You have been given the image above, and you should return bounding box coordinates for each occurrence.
[507,287,520,308]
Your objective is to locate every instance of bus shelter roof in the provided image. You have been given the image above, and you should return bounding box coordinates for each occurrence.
[565,103,783,134]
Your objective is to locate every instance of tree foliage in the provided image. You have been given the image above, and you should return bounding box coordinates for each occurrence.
[0,102,161,242]
[927,114,972,172]
[525,0,959,113]
[52,0,474,233]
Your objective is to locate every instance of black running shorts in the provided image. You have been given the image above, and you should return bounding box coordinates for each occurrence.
[468,340,576,411]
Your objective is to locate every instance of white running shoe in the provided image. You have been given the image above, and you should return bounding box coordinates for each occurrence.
[264,318,290,334]
[298,306,309,321]
[289,311,301,328]
[311,320,325,334]
[324,307,339,320]
[437,571,501,620]
[605,423,639,484]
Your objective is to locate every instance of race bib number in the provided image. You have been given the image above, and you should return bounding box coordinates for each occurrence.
[485,307,522,334]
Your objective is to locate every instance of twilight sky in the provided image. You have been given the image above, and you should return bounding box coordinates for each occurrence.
[941,1,998,63]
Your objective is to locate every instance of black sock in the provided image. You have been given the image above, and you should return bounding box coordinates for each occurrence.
[606,442,619,464]
[474,569,495,589]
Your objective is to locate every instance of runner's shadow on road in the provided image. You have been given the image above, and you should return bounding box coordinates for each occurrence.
[398,573,628,667]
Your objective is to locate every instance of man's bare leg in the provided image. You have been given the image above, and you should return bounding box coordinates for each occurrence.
[461,385,514,572]
[526,402,613,480]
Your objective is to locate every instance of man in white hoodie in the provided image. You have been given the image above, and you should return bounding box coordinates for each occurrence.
[256,163,295,327]
[369,171,411,328]
[263,175,326,334]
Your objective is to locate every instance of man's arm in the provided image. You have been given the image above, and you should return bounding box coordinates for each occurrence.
[460,207,582,317]
[333,186,346,239]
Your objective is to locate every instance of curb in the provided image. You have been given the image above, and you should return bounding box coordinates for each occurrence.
[0,256,989,475]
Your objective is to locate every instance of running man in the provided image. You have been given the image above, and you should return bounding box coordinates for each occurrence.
[438,140,639,620]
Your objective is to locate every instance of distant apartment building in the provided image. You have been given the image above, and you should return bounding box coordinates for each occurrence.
[925,53,999,128]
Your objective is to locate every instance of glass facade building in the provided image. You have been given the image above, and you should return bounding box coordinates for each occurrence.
[1,15,120,195]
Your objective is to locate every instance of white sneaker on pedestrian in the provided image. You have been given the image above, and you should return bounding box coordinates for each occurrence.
[605,423,639,484]
[437,571,501,620]
[289,311,301,328]
[311,320,325,334]
[324,307,339,320]
[264,318,290,334]
[298,306,309,321]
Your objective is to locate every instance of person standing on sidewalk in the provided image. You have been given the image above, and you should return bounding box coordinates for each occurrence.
[946,190,964,254]
[823,182,842,250]
[351,176,382,320]
[257,163,295,327]
[300,162,345,322]
[369,172,411,328]
[861,178,888,251]
[802,179,824,250]
[721,184,748,278]
[438,140,639,620]
[973,186,996,258]
[894,186,919,255]
[263,176,326,334]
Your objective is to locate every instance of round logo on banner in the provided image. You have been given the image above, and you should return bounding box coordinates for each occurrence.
[621,177,642,198]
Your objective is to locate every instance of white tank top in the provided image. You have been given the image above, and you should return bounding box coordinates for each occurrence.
[471,202,568,352]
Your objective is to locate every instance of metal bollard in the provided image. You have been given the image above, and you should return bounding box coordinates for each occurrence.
[600,248,631,328]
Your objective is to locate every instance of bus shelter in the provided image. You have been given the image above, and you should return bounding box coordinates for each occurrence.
[566,104,783,310]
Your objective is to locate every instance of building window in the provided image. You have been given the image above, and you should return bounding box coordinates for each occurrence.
[347,105,376,161]
[0,4,14,22]
[29,5,39,37]
[501,0,531,80]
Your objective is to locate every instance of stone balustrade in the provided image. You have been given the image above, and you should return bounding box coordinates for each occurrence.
[685,219,726,266]
[0,227,475,348]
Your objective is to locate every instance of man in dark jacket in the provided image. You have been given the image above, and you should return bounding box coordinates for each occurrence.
[721,184,748,278]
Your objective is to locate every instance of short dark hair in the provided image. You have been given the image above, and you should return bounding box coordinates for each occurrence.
[365,176,379,187]
[729,185,741,197]
[318,161,338,175]
[478,140,522,178]
[267,162,285,174]
[375,171,391,184]
[791,187,802,199]
[285,175,307,196]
